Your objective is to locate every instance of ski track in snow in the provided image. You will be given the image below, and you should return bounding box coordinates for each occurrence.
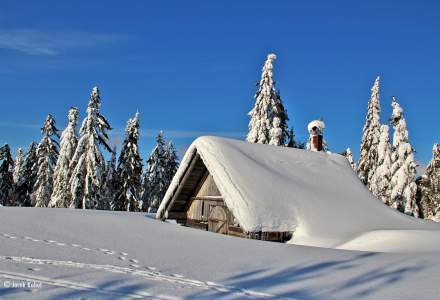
[0,233,274,299]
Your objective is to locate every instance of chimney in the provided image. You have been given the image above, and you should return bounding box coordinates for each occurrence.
[307,120,325,152]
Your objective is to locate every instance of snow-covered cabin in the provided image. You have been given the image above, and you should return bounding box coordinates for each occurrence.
[158,136,440,246]
[156,136,297,242]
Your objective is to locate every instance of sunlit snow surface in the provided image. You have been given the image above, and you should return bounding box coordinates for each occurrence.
[0,207,439,299]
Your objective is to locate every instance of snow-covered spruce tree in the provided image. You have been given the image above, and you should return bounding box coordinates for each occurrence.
[417,144,440,221]
[70,86,112,209]
[389,97,418,217]
[14,142,38,206]
[370,125,393,204]
[141,131,168,212]
[141,136,179,213]
[345,148,357,171]
[101,147,117,210]
[164,140,179,187]
[358,76,381,187]
[13,148,24,183]
[113,113,143,212]
[49,107,79,208]
[33,115,60,207]
[247,53,289,145]
[0,144,15,206]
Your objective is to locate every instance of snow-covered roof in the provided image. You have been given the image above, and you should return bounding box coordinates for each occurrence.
[157,136,440,247]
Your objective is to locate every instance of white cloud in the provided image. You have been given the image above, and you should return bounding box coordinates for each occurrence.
[110,127,245,140]
[0,29,129,56]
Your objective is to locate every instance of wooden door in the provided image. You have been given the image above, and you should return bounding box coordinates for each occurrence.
[208,206,228,234]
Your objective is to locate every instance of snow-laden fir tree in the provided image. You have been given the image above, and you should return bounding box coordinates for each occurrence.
[14,142,38,206]
[389,97,418,217]
[13,148,24,183]
[370,125,392,204]
[417,143,440,221]
[141,131,179,213]
[113,112,143,211]
[164,140,179,187]
[143,138,179,213]
[70,86,112,209]
[0,144,14,206]
[247,53,289,145]
[49,107,79,208]
[345,148,356,171]
[33,115,60,207]
[358,76,381,187]
[101,147,117,210]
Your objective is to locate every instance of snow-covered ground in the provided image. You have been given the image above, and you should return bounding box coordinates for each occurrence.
[1,207,440,299]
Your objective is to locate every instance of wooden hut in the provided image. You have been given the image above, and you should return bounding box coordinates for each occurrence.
[157,137,297,242]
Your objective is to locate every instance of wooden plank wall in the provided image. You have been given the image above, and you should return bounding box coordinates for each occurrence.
[172,167,294,243]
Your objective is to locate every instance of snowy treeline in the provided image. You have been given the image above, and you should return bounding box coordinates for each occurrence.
[0,86,179,212]
[356,77,439,221]
[1,55,438,222]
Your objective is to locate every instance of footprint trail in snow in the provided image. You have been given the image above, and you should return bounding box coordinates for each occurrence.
[0,232,274,299]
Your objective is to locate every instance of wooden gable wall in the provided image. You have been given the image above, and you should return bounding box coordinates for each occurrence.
[184,171,245,238]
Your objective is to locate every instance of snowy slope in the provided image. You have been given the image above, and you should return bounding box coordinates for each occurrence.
[159,136,440,249]
[1,207,440,300]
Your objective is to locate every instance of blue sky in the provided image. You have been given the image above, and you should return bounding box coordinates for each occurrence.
[0,0,439,163]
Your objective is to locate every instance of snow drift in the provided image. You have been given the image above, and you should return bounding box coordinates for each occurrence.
[158,136,440,250]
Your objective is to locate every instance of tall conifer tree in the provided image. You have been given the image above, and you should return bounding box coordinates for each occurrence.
[34,115,60,207]
[113,113,143,211]
[247,53,289,145]
[389,97,418,217]
[70,87,111,209]
[358,76,381,187]
[0,144,14,206]
[49,107,79,208]
[164,141,179,185]
[14,142,38,206]
[141,131,169,212]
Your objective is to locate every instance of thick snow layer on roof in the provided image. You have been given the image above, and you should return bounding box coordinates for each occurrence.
[158,136,440,248]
